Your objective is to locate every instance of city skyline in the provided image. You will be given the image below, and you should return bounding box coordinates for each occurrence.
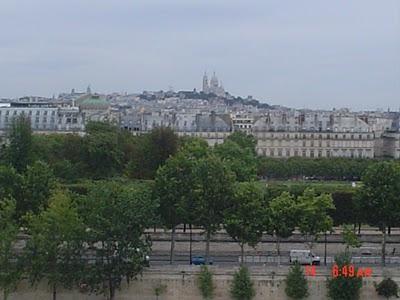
[1,0,399,110]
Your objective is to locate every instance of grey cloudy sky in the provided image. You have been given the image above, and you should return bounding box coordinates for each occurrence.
[1,0,399,110]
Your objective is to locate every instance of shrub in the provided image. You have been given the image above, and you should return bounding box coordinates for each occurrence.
[154,283,167,300]
[327,253,362,300]
[230,266,255,300]
[198,266,215,299]
[285,263,309,299]
[375,278,399,299]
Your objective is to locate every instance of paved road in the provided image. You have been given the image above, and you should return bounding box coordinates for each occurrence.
[149,251,400,266]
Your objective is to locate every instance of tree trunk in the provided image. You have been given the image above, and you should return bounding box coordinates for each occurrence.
[52,284,57,300]
[4,290,8,300]
[388,226,391,236]
[276,236,281,266]
[109,280,115,300]
[189,223,193,264]
[358,223,361,235]
[205,230,211,264]
[382,226,387,267]
[240,243,244,265]
[170,226,176,264]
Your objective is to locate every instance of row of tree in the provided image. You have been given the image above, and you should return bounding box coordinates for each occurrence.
[154,137,335,264]
[2,114,385,182]
[257,156,381,180]
[0,182,157,300]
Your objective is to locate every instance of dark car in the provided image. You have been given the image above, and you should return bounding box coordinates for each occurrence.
[191,255,213,265]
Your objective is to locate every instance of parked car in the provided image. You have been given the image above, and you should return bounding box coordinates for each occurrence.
[290,250,320,265]
[191,255,213,265]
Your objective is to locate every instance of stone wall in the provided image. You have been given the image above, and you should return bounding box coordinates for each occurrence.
[1,266,399,300]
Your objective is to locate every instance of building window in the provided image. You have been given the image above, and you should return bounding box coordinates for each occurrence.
[326,150,331,157]
[359,134,362,139]
[310,150,314,158]
[343,134,346,139]
[278,148,282,157]
[286,149,290,157]
[302,150,306,157]
[294,149,299,156]
[36,111,40,115]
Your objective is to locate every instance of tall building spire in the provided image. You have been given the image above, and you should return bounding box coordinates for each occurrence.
[202,72,209,93]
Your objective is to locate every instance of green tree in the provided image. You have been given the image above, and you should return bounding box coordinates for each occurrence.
[7,113,33,172]
[83,122,124,178]
[285,263,309,300]
[230,266,255,300]
[214,140,257,181]
[0,198,21,300]
[342,224,361,254]
[224,182,266,264]
[23,191,85,300]
[78,182,157,300]
[375,278,399,299]
[135,127,179,179]
[327,252,362,300]
[193,155,235,264]
[268,191,298,264]
[198,266,215,300]
[154,151,197,264]
[226,131,257,155]
[356,161,400,266]
[0,166,24,210]
[19,160,57,219]
[297,188,335,249]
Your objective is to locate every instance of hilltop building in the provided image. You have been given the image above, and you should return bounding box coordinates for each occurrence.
[202,72,225,97]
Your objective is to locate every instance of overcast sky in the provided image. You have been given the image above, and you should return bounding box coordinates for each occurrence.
[1,0,399,110]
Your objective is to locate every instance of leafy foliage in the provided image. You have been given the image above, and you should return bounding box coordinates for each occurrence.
[258,157,375,180]
[193,155,235,263]
[78,182,157,300]
[342,224,361,253]
[7,114,33,172]
[285,263,309,300]
[297,188,335,249]
[356,161,400,265]
[198,266,215,300]
[0,198,21,299]
[327,252,362,300]
[23,190,85,300]
[214,140,257,181]
[375,278,399,299]
[230,266,255,300]
[268,192,298,256]
[224,182,267,262]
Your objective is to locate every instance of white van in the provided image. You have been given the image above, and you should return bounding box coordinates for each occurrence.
[290,250,320,265]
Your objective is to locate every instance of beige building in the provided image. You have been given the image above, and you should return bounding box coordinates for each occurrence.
[253,130,376,158]
[252,111,400,159]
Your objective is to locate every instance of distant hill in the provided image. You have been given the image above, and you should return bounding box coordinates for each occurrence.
[139,90,273,109]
